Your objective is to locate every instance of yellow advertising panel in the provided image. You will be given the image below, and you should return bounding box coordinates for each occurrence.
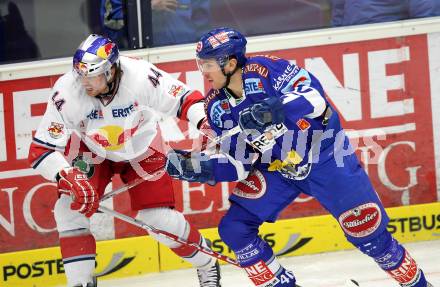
[94,236,159,278]
[386,202,440,242]
[1,203,438,285]
[0,236,159,287]
[0,246,65,287]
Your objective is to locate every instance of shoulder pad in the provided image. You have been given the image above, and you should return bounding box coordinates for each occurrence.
[249,54,282,62]
[243,58,269,78]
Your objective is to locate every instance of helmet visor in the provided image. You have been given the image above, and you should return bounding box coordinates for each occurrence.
[74,71,106,88]
[196,57,223,73]
[73,60,111,78]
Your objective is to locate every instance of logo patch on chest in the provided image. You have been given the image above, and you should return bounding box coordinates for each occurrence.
[72,155,95,178]
[112,103,136,118]
[244,78,264,95]
[248,123,287,153]
[210,100,228,128]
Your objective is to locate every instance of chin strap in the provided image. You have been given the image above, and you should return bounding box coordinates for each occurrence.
[220,64,240,89]
[98,65,122,105]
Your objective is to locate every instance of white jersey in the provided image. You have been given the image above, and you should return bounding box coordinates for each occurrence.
[31,56,205,181]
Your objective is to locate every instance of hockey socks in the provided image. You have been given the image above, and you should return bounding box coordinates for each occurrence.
[235,237,296,287]
[137,207,216,269]
[59,229,96,287]
[170,222,216,268]
[376,243,427,287]
[358,231,428,287]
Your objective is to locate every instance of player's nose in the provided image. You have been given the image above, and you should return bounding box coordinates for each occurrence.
[80,77,91,85]
[201,71,211,79]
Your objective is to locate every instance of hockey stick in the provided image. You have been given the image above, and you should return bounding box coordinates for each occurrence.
[99,125,242,202]
[98,205,240,267]
[99,167,164,202]
[100,204,308,285]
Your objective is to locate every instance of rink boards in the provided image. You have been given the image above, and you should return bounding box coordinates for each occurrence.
[1,202,439,287]
[2,18,440,255]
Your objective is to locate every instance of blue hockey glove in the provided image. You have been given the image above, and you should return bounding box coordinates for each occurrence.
[165,150,215,185]
[238,97,285,134]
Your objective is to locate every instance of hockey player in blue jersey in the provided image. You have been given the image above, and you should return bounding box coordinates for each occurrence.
[165,27,433,287]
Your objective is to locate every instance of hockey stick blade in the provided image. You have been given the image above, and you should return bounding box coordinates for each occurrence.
[98,206,240,267]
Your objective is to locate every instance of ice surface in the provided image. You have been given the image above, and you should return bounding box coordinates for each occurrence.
[99,239,440,287]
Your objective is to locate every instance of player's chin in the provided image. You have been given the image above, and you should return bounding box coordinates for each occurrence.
[211,80,223,90]
[85,89,101,97]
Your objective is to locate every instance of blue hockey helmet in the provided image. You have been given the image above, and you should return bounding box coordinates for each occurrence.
[73,34,119,80]
[196,27,247,70]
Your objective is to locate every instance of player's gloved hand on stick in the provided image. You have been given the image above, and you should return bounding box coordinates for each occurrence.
[239,97,285,134]
[57,167,99,218]
[165,150,215,185]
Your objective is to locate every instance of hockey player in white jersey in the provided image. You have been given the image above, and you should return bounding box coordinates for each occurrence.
[28,34,221,287]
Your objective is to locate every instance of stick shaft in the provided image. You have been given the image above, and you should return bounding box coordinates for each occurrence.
[99,168,163,202]
[98,206,240,267]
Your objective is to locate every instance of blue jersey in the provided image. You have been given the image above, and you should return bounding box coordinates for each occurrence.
[205,55,341,182]
[204,55,389,243]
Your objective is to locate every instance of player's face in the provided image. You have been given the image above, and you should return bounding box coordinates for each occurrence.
[197,58,226,90]
[79,74,108,97]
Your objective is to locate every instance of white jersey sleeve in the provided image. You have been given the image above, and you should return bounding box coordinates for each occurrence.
[29,80,74,181]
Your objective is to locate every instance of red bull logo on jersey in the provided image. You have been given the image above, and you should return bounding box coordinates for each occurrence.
[168,85,187,98]
[97,43,115,59]
[47,122,64,139]
[338,203,382,238]
[88,124,139,151]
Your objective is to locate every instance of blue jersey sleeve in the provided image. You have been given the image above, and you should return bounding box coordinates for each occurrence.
[205,89,254,182]
[244,56,327,122]
[280,84,327,121]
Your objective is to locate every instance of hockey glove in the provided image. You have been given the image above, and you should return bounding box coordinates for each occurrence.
[195,117,217,151]
[239,97,285,134]
[58,167,99,218]
[165,150,215,185]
